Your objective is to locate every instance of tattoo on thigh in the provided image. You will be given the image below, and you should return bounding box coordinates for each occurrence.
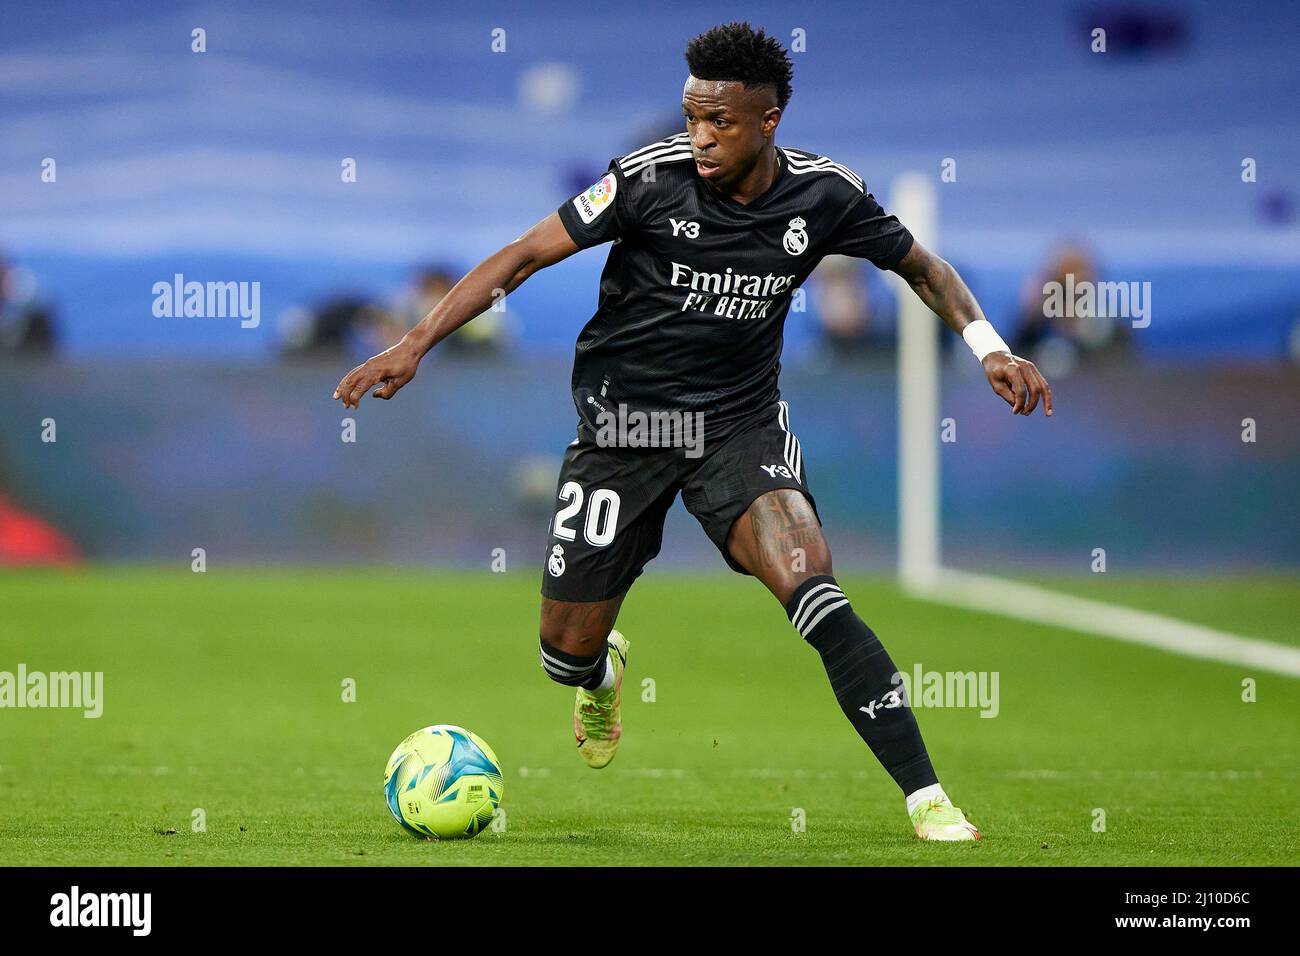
[748,492,822,569]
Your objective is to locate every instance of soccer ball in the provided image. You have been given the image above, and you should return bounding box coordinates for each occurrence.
[382,725,504,840]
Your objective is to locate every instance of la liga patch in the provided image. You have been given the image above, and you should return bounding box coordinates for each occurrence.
[572,172,617,224]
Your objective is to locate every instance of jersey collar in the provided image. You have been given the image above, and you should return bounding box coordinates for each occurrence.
[701,149,785,212]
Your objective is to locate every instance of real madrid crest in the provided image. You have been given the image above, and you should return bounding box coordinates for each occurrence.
[547,544,566,577]
[782,216,808,255]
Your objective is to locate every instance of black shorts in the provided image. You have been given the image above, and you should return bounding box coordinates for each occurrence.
[540,401,819,603]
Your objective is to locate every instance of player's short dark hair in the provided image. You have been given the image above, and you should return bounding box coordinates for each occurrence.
[685,22,793,110]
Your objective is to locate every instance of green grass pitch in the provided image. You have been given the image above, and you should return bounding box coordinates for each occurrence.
[1,568,1296,866]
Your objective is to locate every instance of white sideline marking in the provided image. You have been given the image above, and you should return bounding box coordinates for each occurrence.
[1007,769,1274,781]
[904,568,1300,679]
[624,768,687,778]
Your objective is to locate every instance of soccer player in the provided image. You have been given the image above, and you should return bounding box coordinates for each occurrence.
[334,22,1052,841]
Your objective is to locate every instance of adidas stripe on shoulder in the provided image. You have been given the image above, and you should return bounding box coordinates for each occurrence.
[618,133,694,178]
[780,147,864,193]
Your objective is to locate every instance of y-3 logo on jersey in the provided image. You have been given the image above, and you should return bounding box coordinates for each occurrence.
[760,464,794,480]
[670,218,700,239]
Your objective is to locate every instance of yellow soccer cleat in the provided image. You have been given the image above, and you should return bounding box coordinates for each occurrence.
[910,796,981,841]
[573,630,629,769]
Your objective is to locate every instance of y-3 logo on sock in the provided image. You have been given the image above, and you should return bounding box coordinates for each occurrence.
[858,688,905,719]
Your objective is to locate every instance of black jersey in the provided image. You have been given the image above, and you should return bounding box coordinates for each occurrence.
[557,132,914,445]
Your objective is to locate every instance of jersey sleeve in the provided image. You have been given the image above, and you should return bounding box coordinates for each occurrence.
[824,190,914,270]
[557,161,632,249]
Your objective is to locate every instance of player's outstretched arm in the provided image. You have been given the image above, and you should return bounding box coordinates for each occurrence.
[891,240,1053,417]
[332,212,580,409]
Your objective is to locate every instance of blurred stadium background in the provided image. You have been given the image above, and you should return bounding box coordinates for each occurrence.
[2,0,1297,575]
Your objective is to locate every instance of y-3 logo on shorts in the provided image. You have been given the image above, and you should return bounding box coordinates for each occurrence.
[760,464,794,480]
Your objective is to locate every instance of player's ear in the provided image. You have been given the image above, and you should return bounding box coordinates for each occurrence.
[762,106,782,138]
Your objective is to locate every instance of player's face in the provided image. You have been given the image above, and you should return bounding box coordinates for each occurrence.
[682,76,780,190]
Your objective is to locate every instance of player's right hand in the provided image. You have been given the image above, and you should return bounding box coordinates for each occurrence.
[981,351,1053,417]
[333,343,420,409]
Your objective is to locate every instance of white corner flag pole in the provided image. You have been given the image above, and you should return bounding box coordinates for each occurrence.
[885,176,1300,679]
[892,172,940,590]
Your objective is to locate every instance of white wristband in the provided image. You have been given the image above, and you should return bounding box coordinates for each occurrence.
[962,319,1010,362]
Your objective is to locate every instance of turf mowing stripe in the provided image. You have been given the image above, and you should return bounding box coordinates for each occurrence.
[907,568,1300,678]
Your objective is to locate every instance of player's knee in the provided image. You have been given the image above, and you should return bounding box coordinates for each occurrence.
[538,614,609,656]
[538,601,614,685]
[768,542,833,605]
[793,540,833,578]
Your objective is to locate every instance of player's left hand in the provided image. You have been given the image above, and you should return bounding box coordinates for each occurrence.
[982,352,1053,416]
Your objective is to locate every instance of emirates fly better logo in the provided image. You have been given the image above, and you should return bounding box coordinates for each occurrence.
[669,261,798,321]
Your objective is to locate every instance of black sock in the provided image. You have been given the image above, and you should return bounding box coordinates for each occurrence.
[786,575,938,795]
[538,638,608,690]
